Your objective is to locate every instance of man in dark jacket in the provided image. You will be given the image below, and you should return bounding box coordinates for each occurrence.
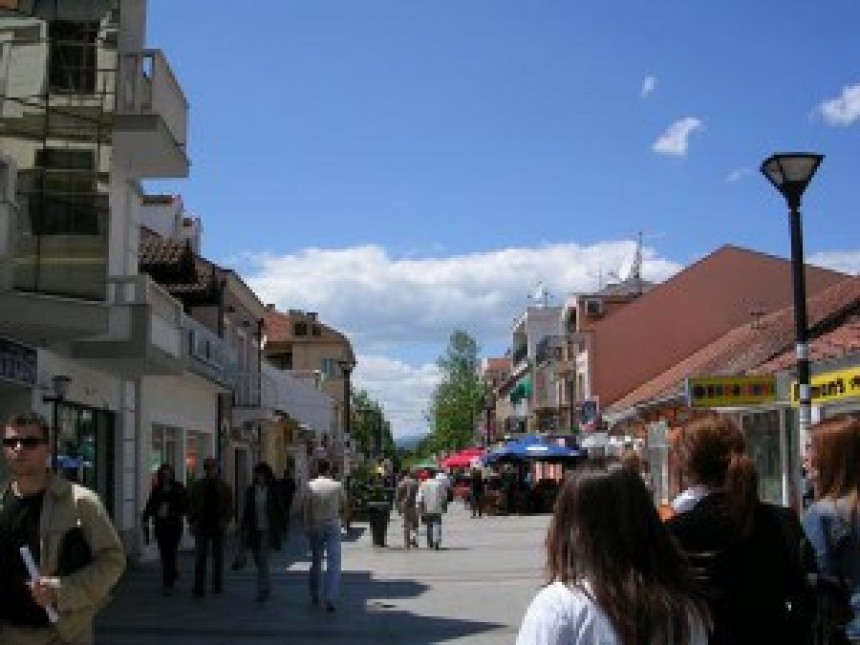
[142,464,187,595]
[240,463,284,601]
[188,458,232,597]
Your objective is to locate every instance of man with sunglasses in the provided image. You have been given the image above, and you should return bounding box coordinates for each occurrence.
[0,411,125,644]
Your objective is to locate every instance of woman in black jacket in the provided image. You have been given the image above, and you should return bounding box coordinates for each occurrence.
[241,462,285,601]
[667,414,814,645]
[142,464,188,594]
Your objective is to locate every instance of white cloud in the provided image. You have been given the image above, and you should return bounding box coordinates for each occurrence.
[641,75,657,98]
[808,250,860,275]
[652,117,702,157]
[353,355,441,438]
[243,241,683,436]
[727,167,752,182]
[817,83,860,126]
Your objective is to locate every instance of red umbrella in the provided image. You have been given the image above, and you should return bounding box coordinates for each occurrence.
[440,447,486,469]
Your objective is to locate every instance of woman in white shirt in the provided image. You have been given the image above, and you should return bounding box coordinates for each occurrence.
[517,460,710,645]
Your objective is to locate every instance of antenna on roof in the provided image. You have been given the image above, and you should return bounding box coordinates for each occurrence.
[528,281,552,308]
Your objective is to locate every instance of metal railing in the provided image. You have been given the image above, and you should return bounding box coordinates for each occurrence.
[180,315,238,386]
[106,274,182,356]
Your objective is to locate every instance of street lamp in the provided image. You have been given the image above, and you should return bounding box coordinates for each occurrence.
[43,374,71,472]
[337,358,356,455]
[760,152,824,500]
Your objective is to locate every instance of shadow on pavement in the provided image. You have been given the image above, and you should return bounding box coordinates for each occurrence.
[95,529,506,645]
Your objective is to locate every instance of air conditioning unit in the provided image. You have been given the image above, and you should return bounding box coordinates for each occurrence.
[584,298,603,317]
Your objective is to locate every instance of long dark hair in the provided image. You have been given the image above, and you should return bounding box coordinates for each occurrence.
[812,414,860,513]
[677,414,758,536]
[546,460,708,645]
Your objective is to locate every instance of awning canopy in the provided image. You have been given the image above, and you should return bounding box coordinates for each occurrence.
[509,378,533,404]
[440,447,486,469]
[483,435,582,464]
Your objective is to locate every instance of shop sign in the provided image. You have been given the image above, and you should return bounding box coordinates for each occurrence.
[0,337,37,387]
[791,366,860,406]
[684,375,776,408]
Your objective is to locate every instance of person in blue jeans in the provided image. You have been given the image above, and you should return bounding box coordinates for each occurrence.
[802,415,860,644]
[303,458,346,612]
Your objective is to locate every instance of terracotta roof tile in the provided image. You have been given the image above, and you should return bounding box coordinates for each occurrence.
[607,275,860,413]
[753,316,860,373]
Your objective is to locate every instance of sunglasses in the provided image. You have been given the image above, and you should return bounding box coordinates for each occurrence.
[3,437,47,449]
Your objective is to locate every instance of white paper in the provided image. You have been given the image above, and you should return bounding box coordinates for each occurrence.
[19,545,59,623]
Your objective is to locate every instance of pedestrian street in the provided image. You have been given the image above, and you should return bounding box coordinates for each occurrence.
[95,503,550,645]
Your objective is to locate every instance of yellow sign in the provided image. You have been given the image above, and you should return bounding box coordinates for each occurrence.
[791,366,860,405]
[685,376,776,408]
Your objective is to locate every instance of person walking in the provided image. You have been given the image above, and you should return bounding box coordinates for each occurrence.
[416,467,446,550]
[303,458,346,612]
[240,463,284,602]
[394,469,419,549]
[802,414,860,645]
[278,465,296,537]
[469,467,485,518]
[667,414,814,645]
[188,457,233,598]
[516,459,709,645]
[142,463,188,595]
[0,411,126,645]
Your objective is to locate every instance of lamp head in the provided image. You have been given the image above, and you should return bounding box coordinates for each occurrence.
[760,153,824,208]
[51,375,71,400]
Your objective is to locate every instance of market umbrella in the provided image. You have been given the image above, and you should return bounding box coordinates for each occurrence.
[440,447,486,469]
[409,459,439,472]
[483,435,581,464]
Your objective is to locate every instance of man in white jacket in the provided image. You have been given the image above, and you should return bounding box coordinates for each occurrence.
[416,468,447,550]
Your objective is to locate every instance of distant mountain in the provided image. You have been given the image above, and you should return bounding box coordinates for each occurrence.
[395,432,429,450]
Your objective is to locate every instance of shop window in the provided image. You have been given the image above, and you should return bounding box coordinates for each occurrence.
[185,431,210,485]
[55,403,114,516]
[151,424,179,481]
[742,410,782,504]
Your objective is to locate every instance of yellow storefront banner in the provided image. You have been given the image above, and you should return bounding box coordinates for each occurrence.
[685,376,776,408]
[791,366,860,406]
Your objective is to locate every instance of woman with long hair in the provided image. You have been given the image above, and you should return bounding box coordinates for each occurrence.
[516,460,709,645]
[667,414,813,645]
[803,414,860,644]
[142,464,187,595]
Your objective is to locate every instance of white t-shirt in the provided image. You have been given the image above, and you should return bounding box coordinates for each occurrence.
[516,581,708,645]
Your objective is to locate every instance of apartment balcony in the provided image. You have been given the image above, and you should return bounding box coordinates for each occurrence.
[114,50,189,179]
[70,274,184,376]
[181,315,238,390]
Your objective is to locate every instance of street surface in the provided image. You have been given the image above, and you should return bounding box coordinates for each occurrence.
[95,503,549,644]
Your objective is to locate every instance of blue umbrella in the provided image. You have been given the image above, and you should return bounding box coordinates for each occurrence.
[484,436,581,463]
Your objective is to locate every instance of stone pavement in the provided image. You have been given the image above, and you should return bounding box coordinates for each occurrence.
[95,502,550,644]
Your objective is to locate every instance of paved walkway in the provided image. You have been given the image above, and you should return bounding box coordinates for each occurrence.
[95,503,550,644]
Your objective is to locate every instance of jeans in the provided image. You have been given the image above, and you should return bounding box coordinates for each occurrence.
[309,521,341,603]
[155,525,182,588]
[193,530,224,594]
[423,513,442,547]
[252,530,271,596]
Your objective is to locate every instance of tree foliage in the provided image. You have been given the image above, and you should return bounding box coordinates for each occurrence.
[427,329,488,452]
[350,389,394,458]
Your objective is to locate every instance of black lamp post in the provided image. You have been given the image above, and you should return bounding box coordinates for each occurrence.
[337,358,356,457]
[760,152,824,487]
[43,374,71,472]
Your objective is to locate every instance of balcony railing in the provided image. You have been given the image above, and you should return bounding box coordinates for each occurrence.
[181,315,238,387]
[107,274,182,357]
[118,49,188,149]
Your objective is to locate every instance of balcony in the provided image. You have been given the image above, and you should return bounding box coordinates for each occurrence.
[181,315,238,389]
[232,363,332,437]
[535,335,565,366]
[70,274,184,375]
[113,50,189,179]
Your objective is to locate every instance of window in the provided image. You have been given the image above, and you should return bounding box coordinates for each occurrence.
[48,21,98,93]
[274,353,292,370]
[294,322,308,337]
[312,325,321,336]
[321,358,338,378]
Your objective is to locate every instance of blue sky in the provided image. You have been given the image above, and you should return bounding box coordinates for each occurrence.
[147,1,860,436]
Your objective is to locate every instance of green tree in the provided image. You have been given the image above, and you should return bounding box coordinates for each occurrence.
[428,329,488,452]
[350,389,394,458]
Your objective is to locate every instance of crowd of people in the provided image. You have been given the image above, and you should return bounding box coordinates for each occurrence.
[0,407,857,645]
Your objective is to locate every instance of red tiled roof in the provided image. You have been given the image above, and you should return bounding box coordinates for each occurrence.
[752,316,860,374]
[486,358,512,371]
[607,275,860,413]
